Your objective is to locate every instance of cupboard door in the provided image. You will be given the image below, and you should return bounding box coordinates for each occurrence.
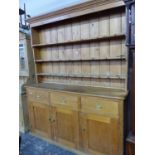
[53,107,79,149]
[28,102,51,138]
[80,113,119,155]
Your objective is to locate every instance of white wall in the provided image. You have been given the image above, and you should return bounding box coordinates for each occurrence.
[19,0,90,17]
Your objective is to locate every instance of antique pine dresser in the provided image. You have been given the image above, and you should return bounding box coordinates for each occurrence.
[26,0,128,155]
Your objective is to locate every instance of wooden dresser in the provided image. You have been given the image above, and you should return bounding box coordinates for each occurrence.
[26,0,128,154]
[26,83,127,155]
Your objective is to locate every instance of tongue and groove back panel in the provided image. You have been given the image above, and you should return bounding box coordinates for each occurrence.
[30,0,127,90]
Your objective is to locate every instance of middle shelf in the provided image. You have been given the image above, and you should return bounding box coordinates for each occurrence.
[35,56,126,63]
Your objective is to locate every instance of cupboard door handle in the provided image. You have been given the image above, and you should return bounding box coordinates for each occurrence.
[52,119,56,123]
[49,118,55,123]
[82,128,86,132]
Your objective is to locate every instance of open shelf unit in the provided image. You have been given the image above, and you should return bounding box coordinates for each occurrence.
[30,4,128,89]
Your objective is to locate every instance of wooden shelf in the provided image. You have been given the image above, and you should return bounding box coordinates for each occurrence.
[36,73,126,79]
[35,57,126,63]
[33,34,125,47]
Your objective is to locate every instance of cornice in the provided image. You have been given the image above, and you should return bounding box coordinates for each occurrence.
[27,0,125,28]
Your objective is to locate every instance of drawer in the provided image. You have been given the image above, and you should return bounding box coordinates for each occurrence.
[81,96,119,117]
[27,88,49,104]
[50,92,79,110]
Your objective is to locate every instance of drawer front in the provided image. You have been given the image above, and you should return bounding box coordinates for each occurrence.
[81,96,119,117]
[27,88,49,105]
[27,88,36,100]
[35,90,49,104]
[50,92,79,110]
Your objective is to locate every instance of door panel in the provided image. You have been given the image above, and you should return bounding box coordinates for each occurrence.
[53,107,79,149]
[28,102,51,138]
[80,113,119,155]
[57,110,74,141]
[88,118,112,154]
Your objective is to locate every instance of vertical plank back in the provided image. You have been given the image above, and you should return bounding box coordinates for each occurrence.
[33,8,127,89]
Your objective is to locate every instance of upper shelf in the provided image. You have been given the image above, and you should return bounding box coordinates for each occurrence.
[32,34,125,47]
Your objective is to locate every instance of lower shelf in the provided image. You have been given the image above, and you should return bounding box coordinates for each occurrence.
[36,73,126,79]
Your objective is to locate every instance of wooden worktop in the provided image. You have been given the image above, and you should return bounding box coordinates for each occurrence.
[25,83,127,100]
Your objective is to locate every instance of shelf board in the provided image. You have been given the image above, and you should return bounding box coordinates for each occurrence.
[35,57,126,63]
[33,34,125,47]
[36,73,126,79]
